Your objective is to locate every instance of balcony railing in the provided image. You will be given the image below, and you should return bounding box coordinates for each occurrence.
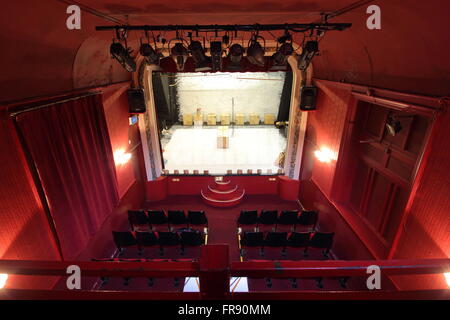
[0,245,448,300]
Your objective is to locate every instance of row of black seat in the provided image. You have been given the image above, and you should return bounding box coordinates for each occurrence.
[112,229,206,256]
[128,210,208,231]
[238,209,318,230]
[239,231,334,259]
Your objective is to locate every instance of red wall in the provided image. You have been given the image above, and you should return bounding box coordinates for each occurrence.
[0,111,61,289]
[102,83,136,198]
[146,175,282,200]
[0,1,129,104]
[302,80,449,288]
[305,84,352,196]
[390,109,450,290]
[313,0,450,97]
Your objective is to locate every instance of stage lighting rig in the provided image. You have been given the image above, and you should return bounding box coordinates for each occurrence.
[170,42,189,71]
[188,40,211,71]
[247,35,266,67]
[271,42,294,70]
[110,41,136,72]
[139,43,160,65]
[227,43,245,71]
[297,40,319,71]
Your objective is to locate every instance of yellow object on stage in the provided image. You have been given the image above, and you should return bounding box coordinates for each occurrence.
[235,113,245,125]
[264,113,275,125]
[221,114,231,125]
[207,113,217,125]
[183,114,193,126]
[249,113,260,125]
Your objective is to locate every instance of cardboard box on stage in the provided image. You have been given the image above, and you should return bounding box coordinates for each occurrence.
[207,113,217,125]
[235,113,245,125]
[183,113,193,126]
[221,114,231,125]
[249,113,260,125]
[264,113,275,125]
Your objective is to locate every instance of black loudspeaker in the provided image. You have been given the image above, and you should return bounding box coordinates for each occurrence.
[127,89,146,114]
[299,86,318,111]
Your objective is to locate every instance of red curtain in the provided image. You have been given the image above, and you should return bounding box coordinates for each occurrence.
[15,94,119,260]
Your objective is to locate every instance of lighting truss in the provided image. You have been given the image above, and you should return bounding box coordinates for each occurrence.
[96,23,351,33]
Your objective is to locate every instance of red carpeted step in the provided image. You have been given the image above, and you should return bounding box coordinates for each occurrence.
[201,185,245,208]
[213,180,233,191]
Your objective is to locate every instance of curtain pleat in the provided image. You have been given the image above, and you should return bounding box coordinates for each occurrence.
[16,94,119,259]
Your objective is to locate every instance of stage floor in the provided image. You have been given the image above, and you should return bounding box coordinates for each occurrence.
[161,125,287,174]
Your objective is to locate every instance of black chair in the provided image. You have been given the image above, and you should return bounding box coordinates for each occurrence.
[147,210,168,230]
[128,210,149,231]
[309,232,334,258]
[112,231,137,256]
[239,231,264,258]
[264,232,288,256]
[277,210,299,230]
[168,210,187,229]
[157,231,181,256]
[259,210,278,230]
[187,211,208,228]
[135,231,158,256]
[297,210,318,231]
[286,232,312,257]
[237,210,258,230]
[180,229,205,255]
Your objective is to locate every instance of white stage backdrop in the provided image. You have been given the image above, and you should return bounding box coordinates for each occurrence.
[175,72,286,121]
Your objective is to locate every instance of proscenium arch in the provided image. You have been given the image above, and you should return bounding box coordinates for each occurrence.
[133,52,311,181]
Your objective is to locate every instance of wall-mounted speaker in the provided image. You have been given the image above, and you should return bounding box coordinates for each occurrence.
[127,89,146,114]
[299,86,317,111]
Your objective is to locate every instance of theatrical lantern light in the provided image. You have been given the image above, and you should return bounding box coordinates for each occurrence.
[297,40,318,71]
[314,146,335,163]
[0,274,8,289]
[110,41,136,72]
[246,37,266,67]
[227,43,245,71]
[444,273,450,287]
[188,40,211,71]
[386,116,403,136]
[139,43,160,65]
[271,42,294,68]
[114,149,132,166]
[171,42,189,71]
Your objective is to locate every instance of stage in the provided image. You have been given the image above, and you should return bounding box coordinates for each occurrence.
[161,125,287,174]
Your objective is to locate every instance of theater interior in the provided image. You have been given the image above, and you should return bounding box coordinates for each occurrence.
[0,0,449,300]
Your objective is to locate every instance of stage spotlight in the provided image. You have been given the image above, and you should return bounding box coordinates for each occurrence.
[210,41,223,72]
[386,116,402,136]
[271,42,294,69]
[314,147,335,163]
[0,274,8,289]
[139,43,160,65]
[188,40,211,71]
[297,40,318,71]
[227,44,245,71]
[444,273,450,287]
[171,43,189,71]
[110,42,136,72]
[247,39,266,67]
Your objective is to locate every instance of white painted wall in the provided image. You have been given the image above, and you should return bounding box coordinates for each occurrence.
[176,72,285,121]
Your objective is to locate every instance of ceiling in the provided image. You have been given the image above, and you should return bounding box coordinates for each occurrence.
[72,0,364,24]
